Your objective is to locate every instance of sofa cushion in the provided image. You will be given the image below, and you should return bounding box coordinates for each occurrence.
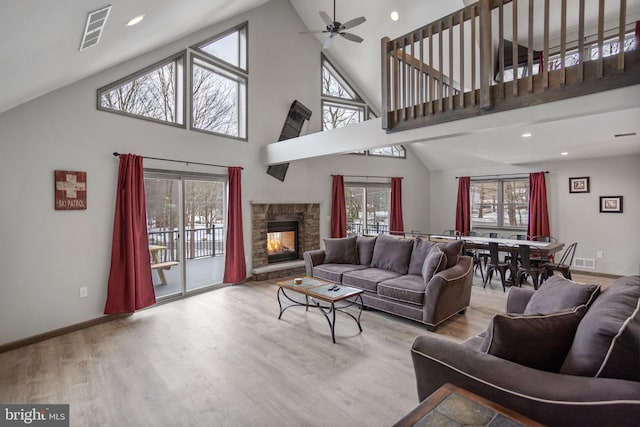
[356,235,377,265]
[481,306,586,372]
[560,275,640,381]
[437,240,464,268]
[524,275,600,315]
[323,236,358,264]
[421,246,447,284]
[408,237,436,276]
[342,268,402,293]
[369,234,414,275]
[377,275,426,305]
[313,264,367,283]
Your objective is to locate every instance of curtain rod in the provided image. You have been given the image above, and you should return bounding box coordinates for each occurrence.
[455,171,548,179]
[113,152,243,169]
[331,174,402,179]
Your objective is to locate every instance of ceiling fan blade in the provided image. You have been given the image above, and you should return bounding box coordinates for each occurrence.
[319,11,333,26]
[299,30,325,34]
[340,16,366,30]
[323,34,336,49]
[340,32,363,43]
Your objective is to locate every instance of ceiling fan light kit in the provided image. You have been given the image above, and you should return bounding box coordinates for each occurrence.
[301,0,366,49]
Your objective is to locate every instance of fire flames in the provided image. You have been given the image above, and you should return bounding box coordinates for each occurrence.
[267,234,283,254]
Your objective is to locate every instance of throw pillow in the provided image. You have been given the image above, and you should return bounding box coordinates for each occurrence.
[437,240,464,269]
[524,275,600,315]
[481,306,586,372]
[560,275,640,381]
[408,237,436,275]
[370,234,414,275]
[421,246,447,284]
[323,236,358,264]
[356,235,377,265]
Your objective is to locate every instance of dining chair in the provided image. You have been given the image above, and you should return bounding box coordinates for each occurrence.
[505,234,528,264]
[464,231,484,281]
[515,244,546,290]
[442,229,461,239]
[530,235,558,263]
[483,242,510,292]
[508,234,529,240]
[478,232,501,267]
[544,242,578,280]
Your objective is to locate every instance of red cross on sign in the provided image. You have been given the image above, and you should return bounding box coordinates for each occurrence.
[55,170,87,210]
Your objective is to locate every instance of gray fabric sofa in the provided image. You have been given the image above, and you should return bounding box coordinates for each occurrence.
[303,234,473,331]
[411,274,640,426]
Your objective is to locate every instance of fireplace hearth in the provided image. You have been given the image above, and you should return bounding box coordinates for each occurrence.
[267,221,299,264]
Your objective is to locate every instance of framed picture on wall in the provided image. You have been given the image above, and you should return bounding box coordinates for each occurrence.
[569,177,590,193]
[599,196,623,213]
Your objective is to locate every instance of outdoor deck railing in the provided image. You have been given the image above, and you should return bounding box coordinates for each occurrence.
[148,226,224,262]
[382,0,640,132]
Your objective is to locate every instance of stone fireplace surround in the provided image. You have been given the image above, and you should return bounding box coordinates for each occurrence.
[250,201,320,281]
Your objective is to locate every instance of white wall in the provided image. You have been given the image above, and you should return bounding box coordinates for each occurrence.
[428,154,640,276]
[0,0,430,345]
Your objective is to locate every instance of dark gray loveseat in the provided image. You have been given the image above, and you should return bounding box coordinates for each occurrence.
[303,234,473,331]
[411,274,640,426]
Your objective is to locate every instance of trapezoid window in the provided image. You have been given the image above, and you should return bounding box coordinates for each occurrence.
[368,145,406,158]
[191,23,248,140]
[97,52,185,126]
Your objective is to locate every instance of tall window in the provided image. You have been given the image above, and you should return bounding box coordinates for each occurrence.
[471,178,529,229]
[191,23,248,139]
[97,53,185,126]
[345,184,391,235]
[321,55,366,130]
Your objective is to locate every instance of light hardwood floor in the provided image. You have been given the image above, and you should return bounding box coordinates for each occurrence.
[0,272,610,427]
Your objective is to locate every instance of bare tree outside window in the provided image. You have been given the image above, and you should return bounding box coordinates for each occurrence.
[345,185,391,235]
[99,59,182,124]
[471,179,528,229]
[191,63,240,137]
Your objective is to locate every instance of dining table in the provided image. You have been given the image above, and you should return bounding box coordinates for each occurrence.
[428,235,565,282]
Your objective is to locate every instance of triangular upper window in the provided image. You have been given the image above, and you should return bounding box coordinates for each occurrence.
[322,58,359,101]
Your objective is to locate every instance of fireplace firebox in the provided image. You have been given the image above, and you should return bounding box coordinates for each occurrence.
[267,221,299,263]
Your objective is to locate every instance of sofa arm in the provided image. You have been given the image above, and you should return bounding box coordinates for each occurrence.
[411,334,640,427]
[505,287,535,314]
[303,249,325,277]
[423,255,473,327]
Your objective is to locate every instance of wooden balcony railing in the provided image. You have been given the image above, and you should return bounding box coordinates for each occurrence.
[382,0,640,131]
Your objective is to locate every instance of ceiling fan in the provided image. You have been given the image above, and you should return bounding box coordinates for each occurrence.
[301,0,366,49]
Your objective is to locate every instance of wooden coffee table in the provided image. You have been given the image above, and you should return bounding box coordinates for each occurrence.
[393,383,544,427]
[276,276,364,343]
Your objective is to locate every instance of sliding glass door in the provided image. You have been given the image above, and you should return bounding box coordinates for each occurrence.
[145,171,226,299]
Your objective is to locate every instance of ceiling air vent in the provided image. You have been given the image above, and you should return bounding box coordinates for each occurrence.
[79,5,112,51]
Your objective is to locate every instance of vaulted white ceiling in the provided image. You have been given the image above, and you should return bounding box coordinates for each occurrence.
[1,0,639,169]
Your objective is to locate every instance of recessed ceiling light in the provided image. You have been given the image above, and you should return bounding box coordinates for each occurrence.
[126,14,145,27]
[390,11,399,22]
[561,152,569,156]
[521,133,532,138]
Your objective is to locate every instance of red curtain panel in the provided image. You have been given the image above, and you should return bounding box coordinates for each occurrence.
[331,175,347,238]
[390,177,405,235]
[104,154,156,314]
[455,176,471,236]
[223,167,247,284]
[528,172,550,238]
